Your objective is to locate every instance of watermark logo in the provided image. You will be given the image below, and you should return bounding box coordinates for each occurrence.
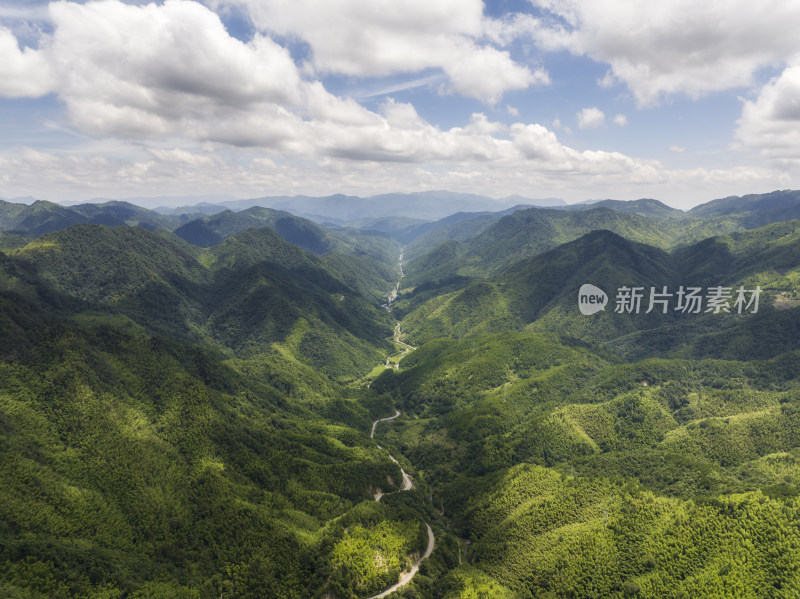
[578,284,608,315]
[578,284,762,315]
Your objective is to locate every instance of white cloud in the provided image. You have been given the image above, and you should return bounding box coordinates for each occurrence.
[0,27,54,97]
[506,105,520,117]
[577,107,604,129]
[529,0,800,105]
[551,117,572,134]
[1,0,797,209]
[46,0,310,141]
[613,114,627,127]
[444,40,547,104]
[222,0,546,103]
[0,139,790,210]
[736,62,800,164]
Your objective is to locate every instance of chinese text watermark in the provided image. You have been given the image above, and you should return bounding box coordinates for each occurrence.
[579,284,761,315]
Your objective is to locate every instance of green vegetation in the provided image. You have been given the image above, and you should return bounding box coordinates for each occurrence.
[8,224,395,380]
[4,190,800,598]
[0,241,423,598]
[371,329,800,597]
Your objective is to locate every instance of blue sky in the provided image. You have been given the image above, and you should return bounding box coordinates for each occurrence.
[1,0,800,208]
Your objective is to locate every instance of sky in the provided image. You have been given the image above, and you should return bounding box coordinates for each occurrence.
[1,0,800,209]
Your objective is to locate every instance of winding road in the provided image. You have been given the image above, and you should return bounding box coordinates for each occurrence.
[367,409,435,599]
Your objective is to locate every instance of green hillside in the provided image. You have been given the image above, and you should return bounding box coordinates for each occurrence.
[8,225,394,380]
[4,193,800,599]
[0,270,423,598]
[0,199,192,236]
[401,224,800,362]
[688,189,800,227]
[173,206,342,251]
[400,192,800,305]
[371,331,800,598]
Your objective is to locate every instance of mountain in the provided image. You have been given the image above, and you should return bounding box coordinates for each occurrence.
[688,189,800,225]
[172,206,403,302]
[500,194,566,207]
[402,204,535,260]
[400,222,800,357]
[0,199,87,236]
[401,230,680,345]
[69,200,200,229]
[5,191,800,599]
[337,215,433,244]
[562,197,686,218]
[371,330,800,598]
[0,242,420,598]
[398,206,691,310]
[78,194,240,209]
[173,206,345,252]
[209,190,555,221]
[0,198,200,236]
[8,224,394,378]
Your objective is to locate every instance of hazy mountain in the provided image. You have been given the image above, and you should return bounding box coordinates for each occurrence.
[338,204,534,249]
[562,197,686,218]
[173,206,345,252]
[208,190,560,221]
[688,189,800,223]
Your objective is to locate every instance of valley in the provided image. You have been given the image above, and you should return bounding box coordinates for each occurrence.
[2,190,800,598]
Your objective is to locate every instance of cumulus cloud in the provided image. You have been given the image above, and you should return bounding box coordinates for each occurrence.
[221,0,546,103]
[1,0,794,208]
[613,114,627,127]
[529,0,800,105]
[0,27,54,97]
[577,107,604,129]
[0,0,549,164]
[736,62,800,163]
[46,0,313,141]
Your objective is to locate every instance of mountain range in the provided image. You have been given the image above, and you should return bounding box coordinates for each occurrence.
[3,188,800,598]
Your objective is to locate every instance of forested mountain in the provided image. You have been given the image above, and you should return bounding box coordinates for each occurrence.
[0,251,419,597]
[398,192,800,314]
[7,224,394,378]
[561,197,686,218]
[397,206,693,311]
[372,331,800,597]
[688,189,800,225]
[0,199,198,235]
[3,190,800,598]
[173,206,344,251]
[399,224,800,360]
